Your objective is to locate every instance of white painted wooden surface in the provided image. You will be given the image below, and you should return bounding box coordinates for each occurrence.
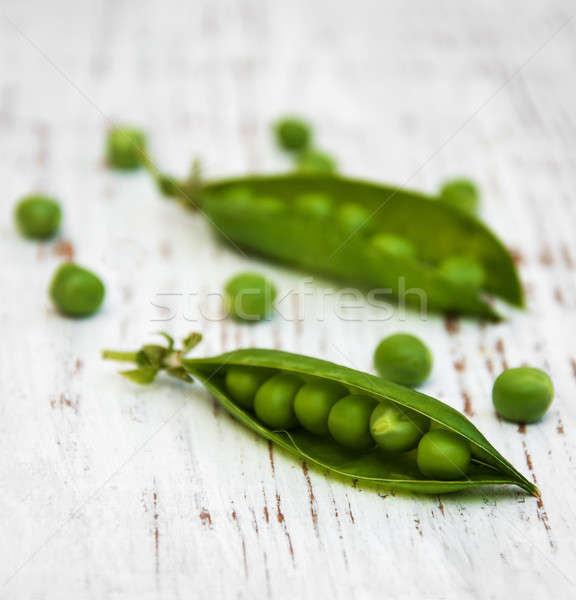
[1,1,575,598]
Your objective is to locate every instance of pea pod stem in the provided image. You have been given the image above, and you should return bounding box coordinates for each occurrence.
[101,350,139,362]
[145,159,203,210]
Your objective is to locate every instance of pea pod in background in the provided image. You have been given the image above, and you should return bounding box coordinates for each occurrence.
[161,172,523,320]
[103,333,538,497]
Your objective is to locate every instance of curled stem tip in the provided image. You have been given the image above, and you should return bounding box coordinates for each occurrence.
[102,331,202,385]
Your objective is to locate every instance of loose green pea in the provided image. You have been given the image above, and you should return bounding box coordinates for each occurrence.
[492,367,553,423]
[14,195,61,240]
[336,202,372,234]
[417,430,471,480]
[439,256,485,290]
[296,149,337,174]
[371,233,416,259]
[106,126,147,170]
[224,272,277,322]
[374,333,432,387]
[49,263,105,318]
[254,373,303,429]
[293,193,333,218]
[370,401,430,452]
[439,178,479,214]
[225,366,274,410]
[274,117,312,152]
[328,395,377,451]
[294,380,346,436]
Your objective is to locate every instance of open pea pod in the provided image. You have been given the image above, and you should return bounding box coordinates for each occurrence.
[182,348,537,496]
[195,174,523,320]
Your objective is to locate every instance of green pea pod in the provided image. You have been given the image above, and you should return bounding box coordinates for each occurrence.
[104,333,536,496]
[192,174,522,320]
[182,348,536,496]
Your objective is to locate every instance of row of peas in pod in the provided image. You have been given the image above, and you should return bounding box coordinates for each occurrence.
[219,184,486,295]
[225,363,471,480]
[220,337,553,483]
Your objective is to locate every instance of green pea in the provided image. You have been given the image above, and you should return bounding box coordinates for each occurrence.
[14,195,61,240]
[439,178,479,214]
[223,191,286,215]
[274,117,312,152]
[417,430,471,480]
[427,423,493,463]
[370,401,430,452]
[257,196,286,214]
[254,373,303,429]
[371,233,416,259]
[294,380,346,435]
[225,366,273,410]
[49,263,105,318]
[224,272,277,322]
[336,202,372,234]
[328,395,377,451]
[492,367,553,424]
[296,149,337,175]
[439,256,485,290]
[374,333,432,387]
[293,193,333,218]
[224,186,253,205]
[106,126,147,170]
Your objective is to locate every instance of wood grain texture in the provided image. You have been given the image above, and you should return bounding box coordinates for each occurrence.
[1,0,575,598]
